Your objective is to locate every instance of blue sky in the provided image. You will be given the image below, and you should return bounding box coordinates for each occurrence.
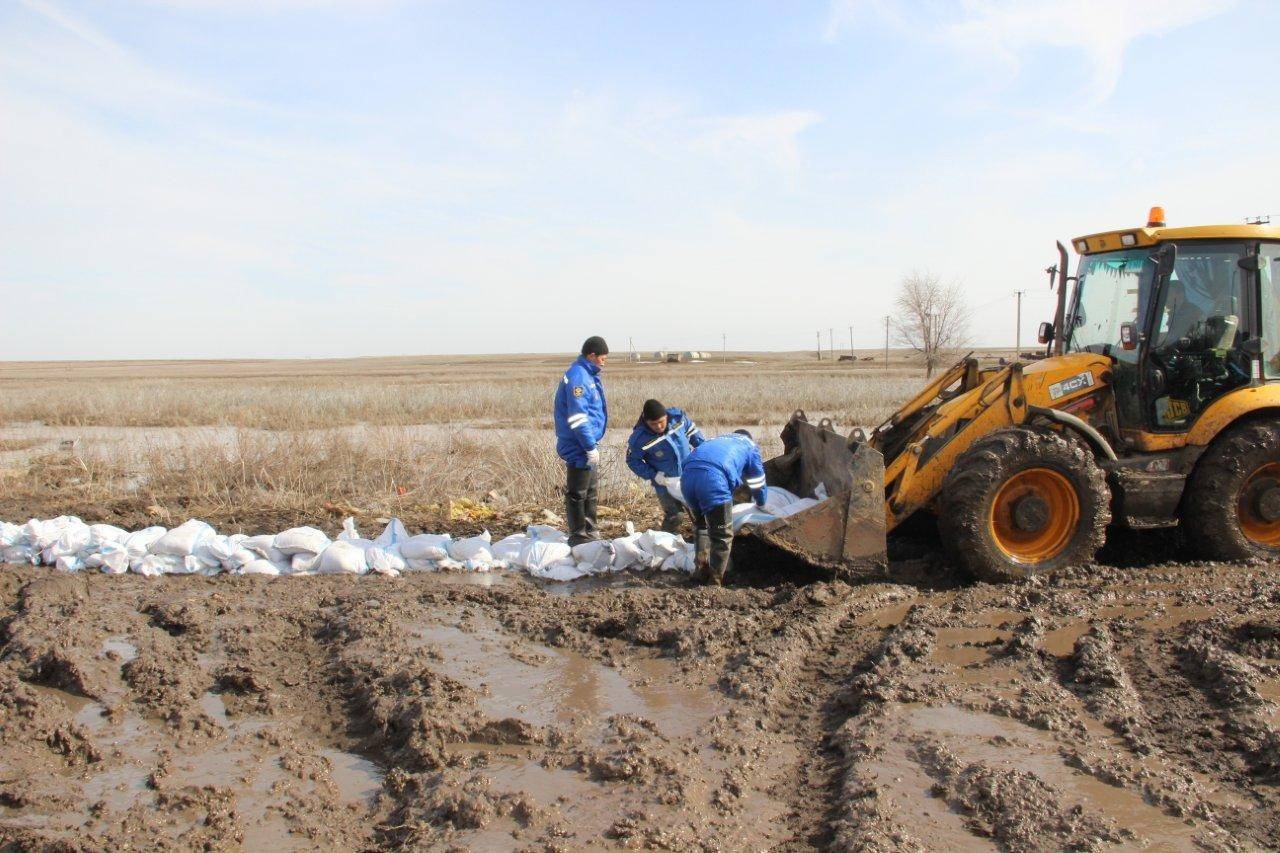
[1,0,1272,359]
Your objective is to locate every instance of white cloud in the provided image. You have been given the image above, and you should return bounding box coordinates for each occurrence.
[826,0,1234,101]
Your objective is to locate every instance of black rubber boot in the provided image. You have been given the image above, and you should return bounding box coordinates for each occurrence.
[565,465,600,546]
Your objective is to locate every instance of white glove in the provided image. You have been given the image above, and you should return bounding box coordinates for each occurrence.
[654,472,668,487]
[585,448,600,467]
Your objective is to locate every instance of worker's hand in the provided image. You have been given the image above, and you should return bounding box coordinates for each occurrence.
[585,448,601,468]
[654,472,667,487]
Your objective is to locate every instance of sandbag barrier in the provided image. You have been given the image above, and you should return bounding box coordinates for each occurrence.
[0,489,819,582]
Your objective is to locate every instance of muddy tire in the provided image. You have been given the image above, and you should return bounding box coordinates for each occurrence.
[938,427,1111,583]
[1182,418,1280,562]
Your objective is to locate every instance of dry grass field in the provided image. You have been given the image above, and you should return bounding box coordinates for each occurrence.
[0,349,1013,532]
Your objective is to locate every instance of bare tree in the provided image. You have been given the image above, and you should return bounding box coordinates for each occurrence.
[891,271,971,377]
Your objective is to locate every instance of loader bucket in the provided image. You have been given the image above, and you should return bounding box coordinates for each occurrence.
[743,412,887,579]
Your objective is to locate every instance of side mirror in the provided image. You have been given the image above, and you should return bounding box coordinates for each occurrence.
[1153,242,1177,278]
[1239,255,1263,272]
[1037,322,1054,344]
[1120,322,1139,351]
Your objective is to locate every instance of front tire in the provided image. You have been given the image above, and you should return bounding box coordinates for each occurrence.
[938,427,1111,582]
[1183,418,1280,562]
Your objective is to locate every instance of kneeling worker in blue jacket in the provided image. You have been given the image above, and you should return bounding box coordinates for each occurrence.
[625,399,705,533]
[554,336,609,545]
[681,430,768,585]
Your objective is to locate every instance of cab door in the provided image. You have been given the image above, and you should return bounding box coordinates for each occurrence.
[1142,241,1256,431]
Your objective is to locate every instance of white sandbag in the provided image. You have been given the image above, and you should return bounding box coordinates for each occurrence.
[315,541,369,575]
[374,518,410,549]
[150,519,215,557]
[42,525,92,563]
[55,554,86,573]
[192,534,242,570]
[2,545,39,565]
[289,552,321,574]
[661,544,697,573]
[337,517,360,541]
[134,553,183,577]
[611,534,647,570]
[399,533,452,562]
[237,559,281,576]
[448,531,493,563]
[403,557,439,572]
[123,526,167,569]
[241,535,289,567]
[98,540,131,574]
[525,524,568,543]
[0,522,20,547]
[533,561,589,582]
[732,503,775,531]
[274,527,331,557]
[571,540,615,573]
[517,539,573,573]
[26,516,86,550]
[491,534,529,563]
[88,523,129,546]
[365,546,404,576]
[637,530,683,567]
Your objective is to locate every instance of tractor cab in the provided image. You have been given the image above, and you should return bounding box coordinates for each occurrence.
[1053,208,1280,449]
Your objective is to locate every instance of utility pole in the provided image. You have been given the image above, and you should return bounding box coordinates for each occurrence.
[1013,290,1025,354]
[816,330,822,361]
[721,333,726,363]
[848,326,854,359]
[828,328,834,361]
[883,316,890,369]
[629,336,635,363]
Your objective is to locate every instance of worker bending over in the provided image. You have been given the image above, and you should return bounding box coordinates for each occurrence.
[554,336,609,545]
[625,399,705,533]
[680,430,768,585]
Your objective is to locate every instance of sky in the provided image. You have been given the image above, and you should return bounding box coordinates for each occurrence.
[1,0,1274,359]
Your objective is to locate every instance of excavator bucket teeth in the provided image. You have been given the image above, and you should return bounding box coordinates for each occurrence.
[743,414,887,579]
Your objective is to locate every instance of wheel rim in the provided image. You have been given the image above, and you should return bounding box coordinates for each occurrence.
[1238,462,1280,547]
[988,468,1080,565]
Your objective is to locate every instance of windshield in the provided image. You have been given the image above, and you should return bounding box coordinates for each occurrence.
[1066,248,1154,364]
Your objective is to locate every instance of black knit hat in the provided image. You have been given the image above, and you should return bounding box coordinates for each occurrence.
[733,428,754,440]
[581,336,609,356]
[642,399,667,422]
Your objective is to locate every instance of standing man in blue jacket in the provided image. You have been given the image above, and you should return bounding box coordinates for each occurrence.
[681,430,768,585]
[625,399,705,533]
[554,336,609,545]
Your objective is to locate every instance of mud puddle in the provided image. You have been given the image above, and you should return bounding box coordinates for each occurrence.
[412,616,725,739]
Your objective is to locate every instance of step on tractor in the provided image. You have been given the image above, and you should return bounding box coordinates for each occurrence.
[754,208,1280,581]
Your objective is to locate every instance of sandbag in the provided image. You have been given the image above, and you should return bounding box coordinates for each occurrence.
[571,540,615,573]
[54,554,85,573]
[134,554,183,577]
[448,531,493,563]
[274,527,331,557]
[151,519,215,557]
[637,530,683,567]
[123,527,167,570]
[661,545,697,573]
[315,541,369,575]
[400,534,452,562]
[2,545,38,565]
[237,559,281,576]
[365,546,404,576]
[517,540,576,579]
[374,518,410,549]
[491,534,528,563]
[525,525,567,543]
[0,522,20,547]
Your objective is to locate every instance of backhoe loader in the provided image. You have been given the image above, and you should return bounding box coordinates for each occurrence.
[754,208,1280,581]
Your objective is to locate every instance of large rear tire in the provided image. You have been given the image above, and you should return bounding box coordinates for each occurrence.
[938,426,1111,582]
[1182,418,1280,562]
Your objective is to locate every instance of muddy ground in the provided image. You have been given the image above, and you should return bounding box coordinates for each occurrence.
[3,525,1280,851]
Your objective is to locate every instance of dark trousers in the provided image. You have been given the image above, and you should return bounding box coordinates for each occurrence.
[565,465,599,546]
[694,501,734,584]
[657,489,687,534]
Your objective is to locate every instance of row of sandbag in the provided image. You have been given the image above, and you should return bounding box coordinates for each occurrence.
[0,514,697,582]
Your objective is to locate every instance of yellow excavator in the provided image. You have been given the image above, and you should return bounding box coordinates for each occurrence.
[755,208,1280,581]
